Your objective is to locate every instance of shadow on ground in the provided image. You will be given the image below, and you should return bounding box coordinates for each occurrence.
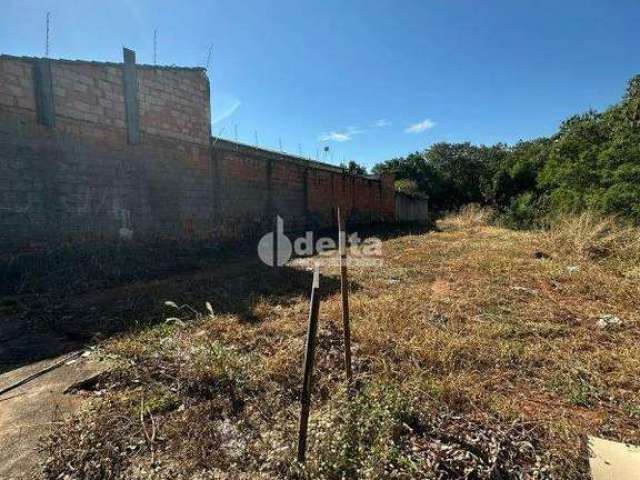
[0,221,433,373]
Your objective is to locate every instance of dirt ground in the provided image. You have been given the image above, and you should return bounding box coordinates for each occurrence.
[2,218,639,478]
[0,239,345,479]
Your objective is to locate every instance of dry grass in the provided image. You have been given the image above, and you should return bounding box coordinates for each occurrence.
[542,211,640,268]
[438,203,495,231]
[42,215,640,479]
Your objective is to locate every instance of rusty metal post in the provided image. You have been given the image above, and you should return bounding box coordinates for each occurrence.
[337,208,353,385]
[297,264,321,462]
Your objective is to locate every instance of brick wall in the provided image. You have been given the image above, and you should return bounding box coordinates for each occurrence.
[0,54,209,146]
[0,53,394,252]
[138,68,210,145]
[212,139,395,239]
[0,57,37,119]
[396,193,429,223]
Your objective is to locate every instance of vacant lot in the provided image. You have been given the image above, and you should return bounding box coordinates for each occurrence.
[38,213,640,479]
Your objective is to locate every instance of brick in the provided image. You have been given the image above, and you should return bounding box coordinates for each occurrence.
[3,61,25,76]
[0,55,396,251]
[0,93,16,107]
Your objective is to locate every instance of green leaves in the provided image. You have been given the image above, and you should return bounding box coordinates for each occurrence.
[372,73,640,225]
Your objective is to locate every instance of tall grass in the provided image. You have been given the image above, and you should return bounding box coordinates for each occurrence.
[438,203,495,230]
[441,205,640,268]
[543,211,640,265]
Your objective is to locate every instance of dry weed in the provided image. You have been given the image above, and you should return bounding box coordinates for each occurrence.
[41,216,640,479]
[542,211,640,266]
[438,204,496,231]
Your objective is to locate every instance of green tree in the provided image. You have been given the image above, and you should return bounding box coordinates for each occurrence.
[341,160,368,175]
[373,74,640,224]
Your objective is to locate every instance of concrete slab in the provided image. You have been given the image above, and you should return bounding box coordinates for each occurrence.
[589,435,640,480]
[0,353,109,479]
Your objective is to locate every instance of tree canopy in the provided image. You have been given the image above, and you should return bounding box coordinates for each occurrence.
[372,74,640,226]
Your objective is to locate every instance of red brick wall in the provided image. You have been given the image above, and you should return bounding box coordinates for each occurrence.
[0,57,37,120]
[0,55,212,250]
[138,68,210,145]
[53,63,126,129]
[0,54,394,251]
[0,55,209,146]
[212,139,395,239]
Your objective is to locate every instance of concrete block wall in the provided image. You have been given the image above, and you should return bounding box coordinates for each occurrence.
[0,54,213,251]
[138,68,210,145]
[0,53,394,252]
[52,63,126,129]
[212,139,395,240]
[0,55,210,145]
[396,193,429,223]
[0,57,38,119]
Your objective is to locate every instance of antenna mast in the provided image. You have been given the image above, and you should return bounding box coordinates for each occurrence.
[45,12,50,57]
[153,29,158,64]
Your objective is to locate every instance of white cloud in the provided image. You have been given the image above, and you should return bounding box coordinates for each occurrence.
[319,126,364,143]
[319,131,353,142]
[405,118,436,133]
[346,126,365,134]
[373,118,391,128]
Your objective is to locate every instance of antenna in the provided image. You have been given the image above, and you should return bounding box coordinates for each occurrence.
[153,29,158,65]
[254,130,259,146]
[298,144,302,156]
[45,12,50,57]
[279,138,283,151]
[234,124,238,141]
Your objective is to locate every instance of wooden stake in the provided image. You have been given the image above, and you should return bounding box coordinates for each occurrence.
[337,208,353,385]
[297,264,321,462]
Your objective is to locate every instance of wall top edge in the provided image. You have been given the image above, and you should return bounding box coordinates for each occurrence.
[0,53,206,73]
[212,137,382,181]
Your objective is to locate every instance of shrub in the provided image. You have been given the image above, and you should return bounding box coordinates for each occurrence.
[439,204,495,230]
[500,192,547,229]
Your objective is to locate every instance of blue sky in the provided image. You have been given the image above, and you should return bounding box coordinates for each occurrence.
[1,1,638,168]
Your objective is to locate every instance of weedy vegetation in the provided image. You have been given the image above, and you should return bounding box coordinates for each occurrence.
[40,210,639,479]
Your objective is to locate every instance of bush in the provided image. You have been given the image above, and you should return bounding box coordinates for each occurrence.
[438,204,495,230]
[394,178,421,196]
[500,192,547,229]
[372,74,640,226]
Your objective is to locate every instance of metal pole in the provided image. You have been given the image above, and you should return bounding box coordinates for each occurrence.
[153,29,158,65]
[45,12,50,57]
[297,264,321,462]
[337,208,353,385]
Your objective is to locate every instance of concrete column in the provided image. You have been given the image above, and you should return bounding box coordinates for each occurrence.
[122,48,140,144]
[34,59,55,127]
